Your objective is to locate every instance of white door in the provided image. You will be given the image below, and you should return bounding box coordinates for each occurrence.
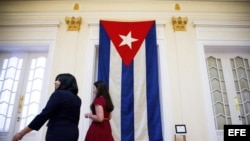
[205,50,250,141]
[0,52,47,141]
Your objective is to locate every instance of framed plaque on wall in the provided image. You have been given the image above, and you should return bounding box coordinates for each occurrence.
[175,124,187,134]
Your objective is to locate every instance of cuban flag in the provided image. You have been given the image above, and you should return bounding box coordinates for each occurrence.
[98,20,163,141]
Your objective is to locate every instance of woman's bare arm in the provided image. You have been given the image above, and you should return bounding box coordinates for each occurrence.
[88,105,104,122]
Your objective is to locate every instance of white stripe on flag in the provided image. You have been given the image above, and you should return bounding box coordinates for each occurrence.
[109,42,122,141]
[134,41,149,141]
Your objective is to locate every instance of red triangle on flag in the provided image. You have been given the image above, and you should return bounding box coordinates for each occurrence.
[101,20,154,67]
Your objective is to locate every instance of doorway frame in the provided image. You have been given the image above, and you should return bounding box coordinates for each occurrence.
[0,20,59,141]
[195,20,250,141]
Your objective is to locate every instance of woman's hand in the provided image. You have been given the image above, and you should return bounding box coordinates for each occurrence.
[84,113,91,118]
[12,127,32,141]
[12,132,23,141]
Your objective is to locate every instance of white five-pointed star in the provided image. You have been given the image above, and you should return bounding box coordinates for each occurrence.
[119,31,138,49]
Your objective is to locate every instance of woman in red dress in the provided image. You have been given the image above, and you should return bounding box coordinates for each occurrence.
[84,80,114,141]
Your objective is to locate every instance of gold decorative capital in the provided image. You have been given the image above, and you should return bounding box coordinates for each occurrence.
[172,16,188,31]
[65,16,82,31]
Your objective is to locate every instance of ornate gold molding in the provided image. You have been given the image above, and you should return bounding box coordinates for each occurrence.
[65,16,82,31]
[174,4,181,11]
[73,3,79,10]
[172,16,188,31]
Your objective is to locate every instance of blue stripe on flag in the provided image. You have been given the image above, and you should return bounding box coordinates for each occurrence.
[121,62,135,141]
[98,23,110,84]
[145,22,163,141]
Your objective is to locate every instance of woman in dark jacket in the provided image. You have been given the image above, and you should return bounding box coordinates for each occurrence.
[12,73,81,141]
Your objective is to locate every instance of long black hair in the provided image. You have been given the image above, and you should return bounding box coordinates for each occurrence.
[91,80,114,112]
[55,73,79,95]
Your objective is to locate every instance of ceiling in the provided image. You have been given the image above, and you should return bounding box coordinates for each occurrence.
[1,0,250,2]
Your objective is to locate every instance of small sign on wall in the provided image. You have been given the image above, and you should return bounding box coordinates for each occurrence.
[175,124,187,134]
